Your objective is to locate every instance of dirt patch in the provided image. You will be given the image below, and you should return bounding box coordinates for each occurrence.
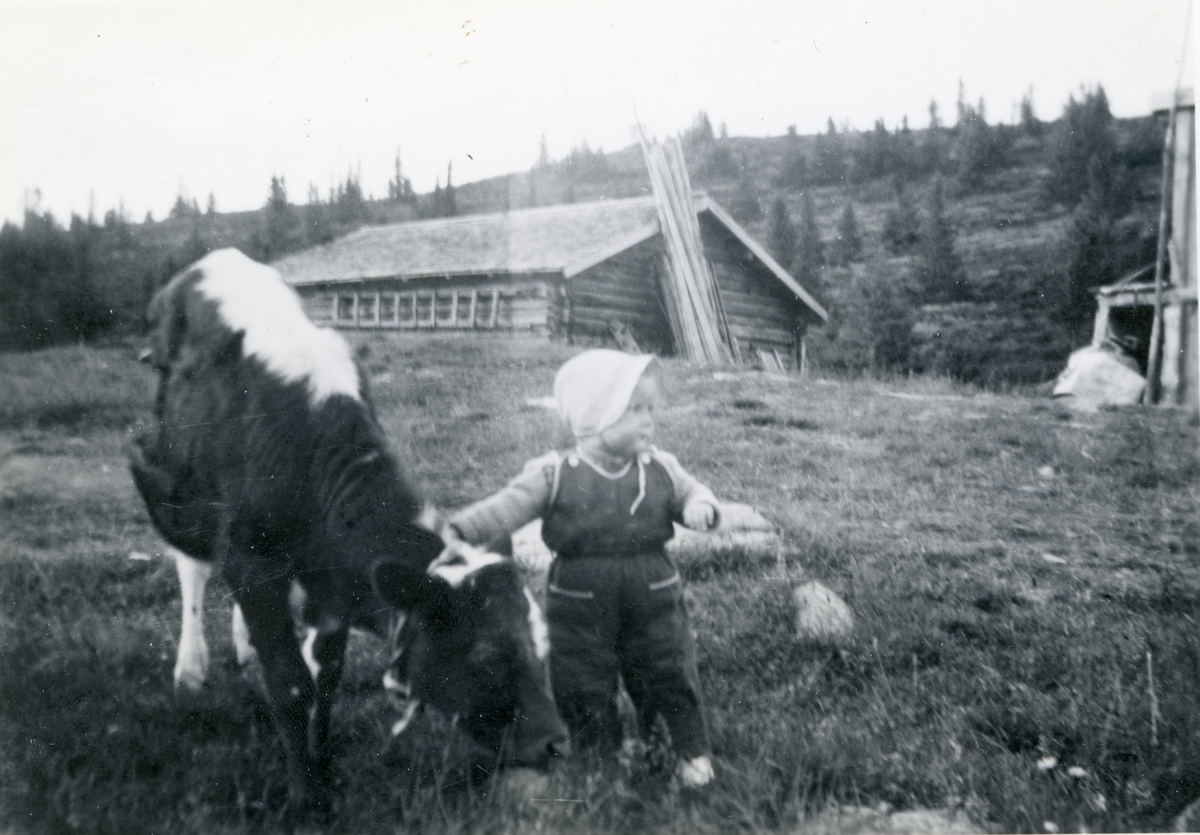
[799,804,988,834]
[0,452,135,505]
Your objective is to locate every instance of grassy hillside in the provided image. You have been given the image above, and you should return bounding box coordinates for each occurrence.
[1,339,1197,834]
[111,110,1165,386]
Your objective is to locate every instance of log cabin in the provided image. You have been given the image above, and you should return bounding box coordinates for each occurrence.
[273,193,828,364]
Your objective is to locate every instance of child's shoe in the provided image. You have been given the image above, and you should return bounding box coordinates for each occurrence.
[677,754,714,787]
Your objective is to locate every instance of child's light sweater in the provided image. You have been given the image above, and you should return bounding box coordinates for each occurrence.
[449,446,720,551]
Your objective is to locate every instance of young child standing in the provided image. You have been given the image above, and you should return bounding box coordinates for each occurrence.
[447,349,719,787]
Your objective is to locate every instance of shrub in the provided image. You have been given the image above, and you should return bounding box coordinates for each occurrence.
[828,202,864,267]
[881,178,921,255]
[913,177,968,303]
[1047,87,1120,209]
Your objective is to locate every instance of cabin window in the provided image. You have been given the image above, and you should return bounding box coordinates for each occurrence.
[434,291,455,327]
[332,287,505,329]
[378,292,398,327]
[336,293,357,325]
[358,292,378,326]
[398,293,416,327]
[415,292,434,327]
[457,289,477,328]
[479,290,493,327]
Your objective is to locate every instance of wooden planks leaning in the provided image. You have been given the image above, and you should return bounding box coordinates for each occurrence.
[639,131,734,365]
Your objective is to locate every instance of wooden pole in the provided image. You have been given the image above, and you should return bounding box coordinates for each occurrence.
[1145,93,1180,404]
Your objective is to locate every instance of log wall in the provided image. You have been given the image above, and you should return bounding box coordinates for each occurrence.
[291,224,814,364]
[566,238,675,355]
[699,215,807,360]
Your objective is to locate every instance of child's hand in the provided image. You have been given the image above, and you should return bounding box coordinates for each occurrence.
[683,501,716,531]
[441,522,464,546]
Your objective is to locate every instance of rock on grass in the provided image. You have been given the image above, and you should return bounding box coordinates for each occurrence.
[793,581,854,644]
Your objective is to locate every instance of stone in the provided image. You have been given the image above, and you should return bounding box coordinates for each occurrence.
[793,581,854,643]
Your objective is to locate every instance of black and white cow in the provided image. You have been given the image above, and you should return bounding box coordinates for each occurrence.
[129,248,567,819]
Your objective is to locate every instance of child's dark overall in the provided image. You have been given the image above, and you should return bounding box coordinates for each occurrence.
[540,452,710,759]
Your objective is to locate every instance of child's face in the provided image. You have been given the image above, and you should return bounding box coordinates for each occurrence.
[598,373,659,460]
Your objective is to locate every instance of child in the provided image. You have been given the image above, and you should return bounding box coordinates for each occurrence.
[447,349,719,787]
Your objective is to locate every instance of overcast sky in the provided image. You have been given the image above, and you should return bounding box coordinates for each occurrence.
[1,0,1193,226]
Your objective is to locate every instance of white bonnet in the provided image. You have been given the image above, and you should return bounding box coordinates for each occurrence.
[553,349,658,439]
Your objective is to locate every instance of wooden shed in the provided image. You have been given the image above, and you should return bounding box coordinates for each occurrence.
[272,194,827,363]
[1092,88,1196,407]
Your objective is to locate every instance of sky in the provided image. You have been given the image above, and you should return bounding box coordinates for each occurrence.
[1,0,1193,227]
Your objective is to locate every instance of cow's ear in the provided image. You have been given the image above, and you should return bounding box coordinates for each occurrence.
[372,561,457,625]
[372,560,430,608]
[146,285,185,370]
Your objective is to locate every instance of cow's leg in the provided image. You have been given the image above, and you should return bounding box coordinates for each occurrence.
[301,616,349,774]
[233,576,326,820]
[172,547,212,691]
[230,604,258,669]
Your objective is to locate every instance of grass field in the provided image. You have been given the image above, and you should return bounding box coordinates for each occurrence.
[1,338,1198,834]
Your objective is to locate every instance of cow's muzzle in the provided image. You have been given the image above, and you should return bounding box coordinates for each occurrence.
[508,725,571,770]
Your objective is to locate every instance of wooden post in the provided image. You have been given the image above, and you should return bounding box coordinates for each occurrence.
[468,289,478,329]
[1146,91,1182,403]
[489,288,499,328]
[450,291,459,328]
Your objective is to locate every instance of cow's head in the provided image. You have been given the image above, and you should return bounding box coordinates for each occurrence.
[372,543,569,769]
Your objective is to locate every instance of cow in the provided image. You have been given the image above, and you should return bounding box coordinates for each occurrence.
[129,248,568,820]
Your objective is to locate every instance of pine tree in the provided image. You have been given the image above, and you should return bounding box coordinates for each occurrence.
[262,175,300,260]
[829,202,863,266]
[729,175,763,224]
[882,178,921,254]
[775,125,809,189]
[684,111,715,149]
[334,170,367,226]
[1019,87,1043,138]
[1063,156,1119,340]
[852,263,917,371]
[954,96,1002,189]
[791,191,824,294]
[894,116,918,181]
[924,99,950,173]
[428,175,447,218]
[766,197,798,271]
[304,184,335,245]
[182,214,208,265]
[797,191,824,268]
[853,118,894,182]
[169,190,198,220]
[915,176,967,302]
[0,209,97,348]
[65,212,106,337]
[1048,86,1118,208]
[811,118,845,185]
[388,149,414,203]
[443,161,457,216]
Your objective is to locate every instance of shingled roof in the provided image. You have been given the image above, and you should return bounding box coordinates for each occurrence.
[273,193,826,320]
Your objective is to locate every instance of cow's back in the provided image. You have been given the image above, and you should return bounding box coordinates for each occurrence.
[134,248,382,558]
